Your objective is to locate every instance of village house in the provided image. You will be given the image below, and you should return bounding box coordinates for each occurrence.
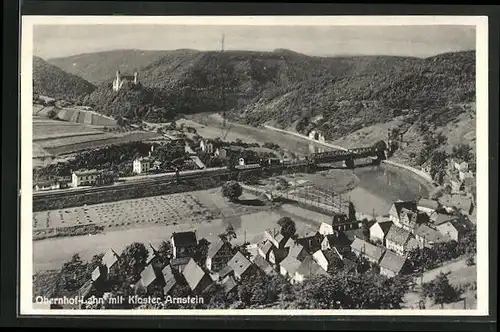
[135,264,165,294]
[133,157,151,174]
[170,257,191,273]
[112,70,139,92]
[279,255,303,279]
[385,226,412,256]
[417,198,440,215]
[320,231,352,259]
[217,265,235,281]
[161,265,178,296]
[436,220,468,242]
[388,201,419,230]
[296,229,322,252]
[227,251,256,281]
[199,139,215,154]
[312,250,330,272]
[286,242,309,262]
[71,169,115,187]
[293,255,329,284]
[182,258,213,294]
[308,130,326,142]
[257,240,274,262]
[414,224,451,247]
[439,194,474,216]
[171,231,198,259]
[145,243,158,266]
[252,254,277,276]
[429,212,459,227]
[205,240,233,272]
[350,238,386,264]
[91,264,108,285]
[214,147,227,159]
[379,251,408,278]
[102,248,120,276]
[369,220,393,245]
[221,275,239,295]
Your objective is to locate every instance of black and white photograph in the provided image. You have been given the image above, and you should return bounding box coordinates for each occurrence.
[20,16,489,315]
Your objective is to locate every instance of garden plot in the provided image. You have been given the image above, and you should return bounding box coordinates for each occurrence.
[32,192,215,233]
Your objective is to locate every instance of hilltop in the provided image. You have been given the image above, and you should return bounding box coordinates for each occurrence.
[78,49,474,142]
[33,56,96,101]
[48,49,196,84]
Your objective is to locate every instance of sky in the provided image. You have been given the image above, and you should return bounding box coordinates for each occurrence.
[33,24,476,59]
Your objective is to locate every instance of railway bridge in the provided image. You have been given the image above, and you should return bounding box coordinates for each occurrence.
[307,146,384,168]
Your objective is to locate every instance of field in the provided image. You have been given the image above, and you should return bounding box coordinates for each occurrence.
[32,117,161,165]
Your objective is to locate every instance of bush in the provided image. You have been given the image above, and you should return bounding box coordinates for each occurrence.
[221,181,243,202]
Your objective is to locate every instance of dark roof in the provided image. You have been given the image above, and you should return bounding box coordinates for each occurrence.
[350,238,385,261]
[296,255,329,277]
[227,251,253,277]
[379,251,407,274]
[385,226,411,246]
[207,240,231,259]
[418,198,440,210]
[217,265,234,279]
[182,258,208,292]
[343,228,366,242]
[399,208,419,228]
[287,242,305,259]
[172,231,197,247]
[371,221,393,235]
[252,255,276,276]
[389,201,418,218]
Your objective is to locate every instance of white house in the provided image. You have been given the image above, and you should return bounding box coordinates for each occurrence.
[133,157,151,174]
[436,220,466,242]
[379,251,408,278]
[318,221,334,236]
[369,221,393,245]
[385,226,412,256]
[388,201,418,229]
[312,250,329,272]
[238,158,246,166]
[200,139,215,154]
[308,130,326,142]
[72,169,101,187]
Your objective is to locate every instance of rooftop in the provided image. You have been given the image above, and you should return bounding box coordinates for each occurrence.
[222,275,238,294]
[258,240,274,255]
[371,221,393,235]
[350,238,385,261]
[385,226,411,246]
[418,198,440,210]
[389,200,418,218]
[280,256,302,275]
[252,255,276,276]
[73,169,101,176]
[102,249,119,270]
[207,240,231,259]
[182,258,207,292]
[296,255,329,277]
[379,251,407,274]
[172,231,197,247]
[140,265,159,288]
[217,265,234,280]
[227,251,253,277]
[415,224,451,244]
[430,212,458,226]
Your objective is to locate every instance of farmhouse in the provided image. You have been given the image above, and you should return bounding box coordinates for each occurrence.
[369,221,393,245]
[133,157,151,174]
[350,238,386,264]
[182,258,213,294]
[171,231,198,259]
[227,251,255,280]
[379,251,408,278]
[205,240,233,272]
[293,255,329,283]
[385,226,412,256]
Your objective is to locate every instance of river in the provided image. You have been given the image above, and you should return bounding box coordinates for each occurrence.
[194,114,428,216]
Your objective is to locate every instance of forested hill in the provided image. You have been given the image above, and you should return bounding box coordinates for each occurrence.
[33,56,96,101]
[48,49,196,84]
[79,49,475,139]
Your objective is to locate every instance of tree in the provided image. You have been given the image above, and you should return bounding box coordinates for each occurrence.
[193,238,211,266]
[221,181,242,202]
[47,109,58,119]
[156,241,173,267]
[373,140,387,152]
[237,171,259,185]
[59,254,89,292]
[422,273,460,306]
[219,223,237,243]
[451,144,473,162]
[113,242,148,285]
[277,217,296,238]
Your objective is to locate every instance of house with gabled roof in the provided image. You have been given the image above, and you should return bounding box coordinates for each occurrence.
[388,200,418,229]
[257,240,274,261]
[279,255,302,279]
[161,265,177,296]
[385,226,412,256]
[252,254,277,276]
[205,240,233,272]
[221,275,239,295]
[430,212,459,226]
[312,250,329,272]
[287,242,309,262]
[227,251,256,281]
[350,238,386,264]
[369,221,393,245]
[379,251,408,278]
[293,255,330,284]
[417,198,440,215]
[170,257,191,273]
[102,248,120,275]
[217,265,234,281]
[182,258,213,294]
[145,243,158,266]
[136,264,165,294]
[91,264,108,285]
[437,220,468,242]
[171,231,198,259]
[439,194,474,216]
[414,224,452,247]
[296,229,322,252]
